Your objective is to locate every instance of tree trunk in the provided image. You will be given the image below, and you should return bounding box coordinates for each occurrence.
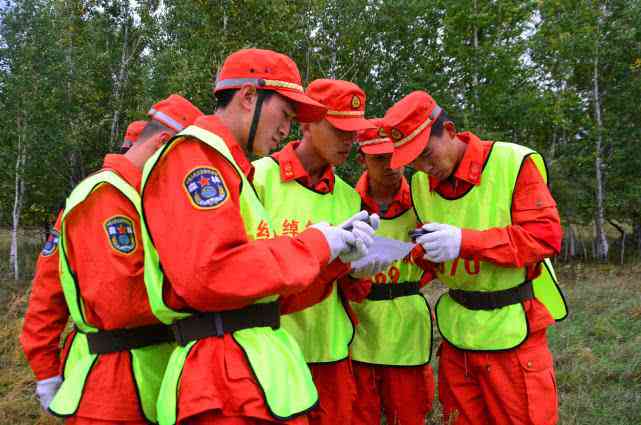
[472,0,480,131]
[10,113,27,281]
[109,4,131,152]
[592,8,608,262]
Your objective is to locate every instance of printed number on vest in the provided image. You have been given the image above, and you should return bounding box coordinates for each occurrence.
[434,257,481,277]
[373,266,401,284]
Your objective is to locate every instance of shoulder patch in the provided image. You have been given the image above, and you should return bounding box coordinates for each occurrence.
[184,166,229,209]
[41,229,60,257]
[104,216,137,254]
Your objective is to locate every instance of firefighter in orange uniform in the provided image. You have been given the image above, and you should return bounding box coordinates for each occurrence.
[252,79,384,425]
[20,96,203,425]
[385,91,567,425]
[139,49,377,425]
[345,118,435,425]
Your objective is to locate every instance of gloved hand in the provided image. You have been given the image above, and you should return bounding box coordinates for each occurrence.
[36,375,62,413]
[416,222,462,263]
[350,258,391,279]
[311,222,357,263]
[336,211,379,263]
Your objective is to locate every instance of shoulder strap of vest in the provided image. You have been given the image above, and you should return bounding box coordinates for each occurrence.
[64,170,140,219]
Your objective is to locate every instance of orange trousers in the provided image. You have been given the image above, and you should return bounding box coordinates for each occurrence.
[65,418,147,425]
[307,359,356,425]
[438,330,558,425]
[180,413,305,425]
[352,362,434,425]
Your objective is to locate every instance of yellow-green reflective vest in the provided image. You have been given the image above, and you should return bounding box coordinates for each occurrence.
[350,206,433,365]
[51,170,174,423]
[252,156,361,363]
[411,142,567,351]
[140,126,317,424]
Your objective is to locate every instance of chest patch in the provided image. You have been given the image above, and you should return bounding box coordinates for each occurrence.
[104,216,137,254]
[41,229,59,257]
[184,167,228,209]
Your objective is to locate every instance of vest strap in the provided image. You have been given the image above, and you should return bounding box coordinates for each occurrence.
[449,280,534,310]
[171,301,281,346]
[367,282,420,301]
[86,323,174,354]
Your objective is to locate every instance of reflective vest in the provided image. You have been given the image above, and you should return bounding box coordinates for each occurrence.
[252,156,361,363]
[350,206,433,365]
[411,142,567,351]
[140,126,317,424]
[51,170,174,423]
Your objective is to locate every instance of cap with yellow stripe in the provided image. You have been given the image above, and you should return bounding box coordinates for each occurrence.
[214,48,326,123]
[305,79,375,132]
[383,91,444,168]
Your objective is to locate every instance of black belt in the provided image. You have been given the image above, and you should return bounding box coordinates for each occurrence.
[449,280,534,310]
[86,323,174,354]
[367,282,420,301]
[171,301,280,346]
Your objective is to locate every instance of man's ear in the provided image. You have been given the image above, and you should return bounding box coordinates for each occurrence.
[444,121,457,139]
[238,84,257,112]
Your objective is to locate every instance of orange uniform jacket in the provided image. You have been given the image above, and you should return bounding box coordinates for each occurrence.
[142,115,340,423]
[421,132,563,332]
[23,154,159,421]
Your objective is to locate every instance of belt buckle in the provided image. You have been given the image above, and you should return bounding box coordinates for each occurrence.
[170,322,187,346]
[385,285,394,300]
[212,313,224,337]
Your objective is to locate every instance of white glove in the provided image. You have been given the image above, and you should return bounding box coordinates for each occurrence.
[339,219,376,263]
[36,375,62,413]
[417,222,462,263]
[350,258,391,279]
[311,222,357,263]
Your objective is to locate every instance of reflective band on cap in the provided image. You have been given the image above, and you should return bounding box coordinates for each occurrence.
[393,105,442,148]
[359,137,391,146]
[148,109,184,132]
[326,110,364,117]
[215,77,303,93]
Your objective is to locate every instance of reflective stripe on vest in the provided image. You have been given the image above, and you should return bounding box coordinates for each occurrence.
[252,156,361,363]
[411,142,567,351]
[51,170,174,423]
[350,207,433,365]
[140,126,317,423]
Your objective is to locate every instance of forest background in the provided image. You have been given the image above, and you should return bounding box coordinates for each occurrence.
[0,0,640,423]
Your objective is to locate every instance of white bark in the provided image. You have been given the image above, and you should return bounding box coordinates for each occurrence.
[110,3,132,152]
[593,7,609,261]
[10,114,27,281]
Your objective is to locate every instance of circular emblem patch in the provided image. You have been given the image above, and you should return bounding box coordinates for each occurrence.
[104,216,136,254]
[378,127,387,137]
[184,167,229,209]
[351,95,361,109]
[391,128,403,141]
[41,229,60,257]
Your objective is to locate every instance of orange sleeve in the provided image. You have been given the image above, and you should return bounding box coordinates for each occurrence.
[280,259,350,314]
[143,139,330,312]
[459,157,563,268]
[20,212,69,380]
[337,274,372,303]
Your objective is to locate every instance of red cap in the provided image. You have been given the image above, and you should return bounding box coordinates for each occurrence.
[214,48,326,122]
[121,120,147,149]
[357,118,394,155]
[148,94,204,132]
[305,79,375,132]
[383,91,443,168]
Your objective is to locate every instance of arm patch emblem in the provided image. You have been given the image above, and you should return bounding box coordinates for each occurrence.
[41,229,59,257]
[104,216,137,254]
[184,167,229,209]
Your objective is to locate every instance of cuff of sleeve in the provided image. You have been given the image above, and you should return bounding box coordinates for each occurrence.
[34,365,62,382]
[299,228,331,267]
[460,228,483,259]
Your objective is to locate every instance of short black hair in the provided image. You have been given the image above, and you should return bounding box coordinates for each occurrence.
[138,119,171,141]
[430,111,453,138]
[214,89,275,110]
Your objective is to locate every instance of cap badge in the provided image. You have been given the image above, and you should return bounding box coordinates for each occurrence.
[391,128,403,141]
[351,95,361,109]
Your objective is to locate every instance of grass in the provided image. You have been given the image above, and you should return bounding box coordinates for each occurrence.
[1,230,640,424]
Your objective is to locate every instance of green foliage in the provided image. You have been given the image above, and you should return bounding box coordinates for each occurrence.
[0,0,639,252]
